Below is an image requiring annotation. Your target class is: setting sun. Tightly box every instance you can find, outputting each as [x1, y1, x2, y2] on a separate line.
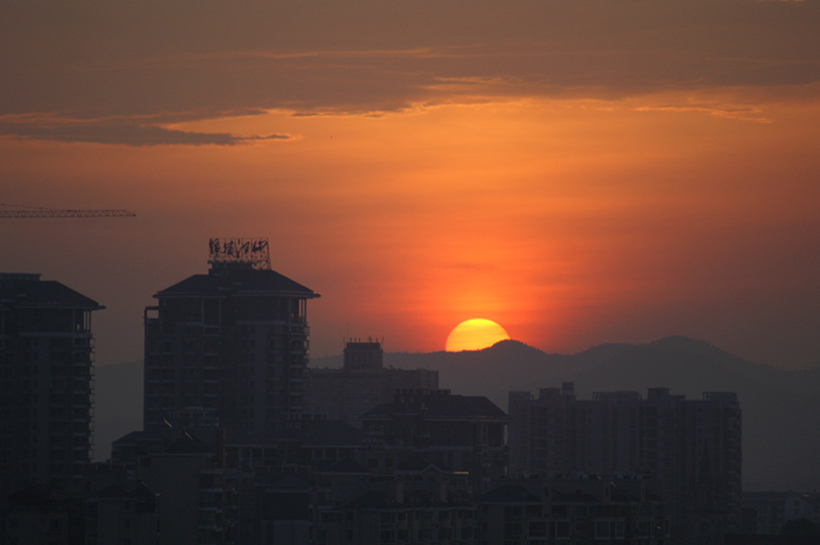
[445, 319, 511, 352]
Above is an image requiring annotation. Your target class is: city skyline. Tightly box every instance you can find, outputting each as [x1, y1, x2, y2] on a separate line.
[2, 1, 819, 369]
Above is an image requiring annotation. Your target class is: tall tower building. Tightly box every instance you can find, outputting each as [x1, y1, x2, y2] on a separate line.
[143, 239, 319, 442]
[0, 273, 103, 495]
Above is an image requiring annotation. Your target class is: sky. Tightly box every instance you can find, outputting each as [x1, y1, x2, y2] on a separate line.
[1, 0, 819, 369]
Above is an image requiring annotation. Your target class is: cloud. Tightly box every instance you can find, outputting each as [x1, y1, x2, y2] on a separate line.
[0, 114, 291, 146]
[1, 1, 819, 131]
[633, 102, 772, 123]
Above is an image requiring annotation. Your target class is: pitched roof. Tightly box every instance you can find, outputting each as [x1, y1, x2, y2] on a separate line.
[94, 484, 156, 501]
[548, 488, 600, 503]
[156, 268, 317, 299]
[315, 457, 370, 474]
[0, 277, 103, 310]
[363, 393, 508, 421]
[479, 485, 541, 504]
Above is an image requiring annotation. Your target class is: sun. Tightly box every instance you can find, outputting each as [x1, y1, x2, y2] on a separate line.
[445, 319, 510, 352]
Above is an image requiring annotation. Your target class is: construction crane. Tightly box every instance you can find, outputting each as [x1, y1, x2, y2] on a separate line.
[0, 203, 136, 218]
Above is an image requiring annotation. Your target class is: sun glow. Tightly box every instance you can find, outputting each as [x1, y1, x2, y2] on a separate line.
[445, 319, 510, 352]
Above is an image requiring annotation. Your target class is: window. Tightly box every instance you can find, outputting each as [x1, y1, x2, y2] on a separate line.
[529, 521, 547, 537]
[594, 520, 624, 540]
[638, 520, 651, 538]
[380, 512, 396, 524]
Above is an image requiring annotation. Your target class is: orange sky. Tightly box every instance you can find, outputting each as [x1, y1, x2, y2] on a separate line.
[1, 1, 819, 368]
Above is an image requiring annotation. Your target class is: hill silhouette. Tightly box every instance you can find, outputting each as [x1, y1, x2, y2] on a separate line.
[99, 336, 820, 490]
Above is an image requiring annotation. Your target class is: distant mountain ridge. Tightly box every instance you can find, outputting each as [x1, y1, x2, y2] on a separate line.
[313, 335, 820, 491]
[99, 336, 820, 490]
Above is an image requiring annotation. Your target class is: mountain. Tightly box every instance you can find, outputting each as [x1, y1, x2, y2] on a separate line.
[98, 337, 820, 490]
[311, 339, 635, 404]
[315, 336, 820, 491]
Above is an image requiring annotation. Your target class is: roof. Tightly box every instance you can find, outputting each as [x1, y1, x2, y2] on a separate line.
[363, 393, 508, 421]
[548, 488, 600, 503]
[0, 276, 103, 310]
[267, 474, 311, 492]
[156, 268, 318, 299]
[314, 457, 370, 474]
[479, 485, 541, 504]
[94, 483, 157, 501]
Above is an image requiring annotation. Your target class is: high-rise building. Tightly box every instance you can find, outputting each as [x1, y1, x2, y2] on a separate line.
[143, 239, 319, 442]
[0, 273, 103, 495]
[508, 383, 742, 543]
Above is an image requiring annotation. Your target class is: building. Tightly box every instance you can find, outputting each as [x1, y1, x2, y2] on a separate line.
[143, 239, 319, 442]
[306, 340, 438, 427]
[740, 491, 820, 536]
[314, 484, 477, 545]
[508, 383, 742, 544]
[85, 483, 158, 545]
[4, 485, 86, 545]
[477, 478, 669, 545]
[361, 389, 509, 492]
[0, 273, 103, 497]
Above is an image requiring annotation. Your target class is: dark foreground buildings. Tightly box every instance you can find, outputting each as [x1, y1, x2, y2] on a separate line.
[0, 273, 103, 497]
[143, 238, 320, 441]
[2, 253, 756, 545]
[508, 383, 742, 544]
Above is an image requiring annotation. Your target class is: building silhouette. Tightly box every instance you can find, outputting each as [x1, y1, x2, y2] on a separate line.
[508, 383, 742, 544]
[0, 273, 103, 497]
[361, 389, 509, 492]
[143, 239, 319, 442]
[476, 478, 669, 544]
[306, 340, 438, 427]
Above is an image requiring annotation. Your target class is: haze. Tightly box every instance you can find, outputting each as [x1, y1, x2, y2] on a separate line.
[1, 1, 819, 368]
